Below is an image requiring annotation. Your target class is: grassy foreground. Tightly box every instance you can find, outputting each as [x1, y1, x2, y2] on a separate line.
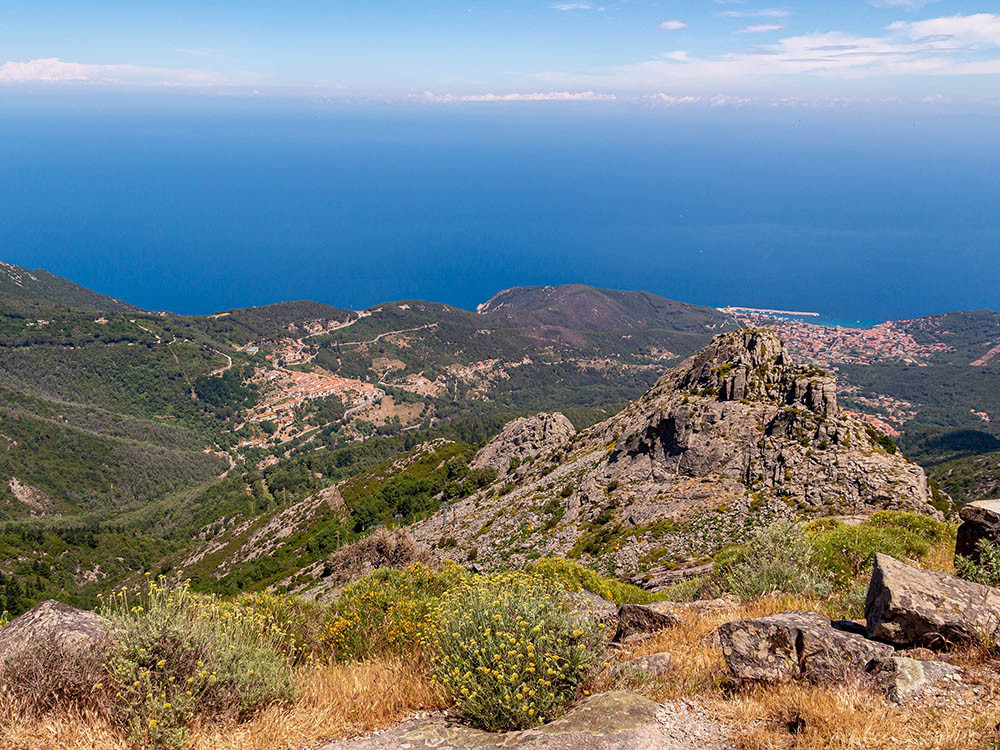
[4, 512, 1000, 749]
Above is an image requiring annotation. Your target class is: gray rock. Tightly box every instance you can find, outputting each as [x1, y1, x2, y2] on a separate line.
[0, 600, 109, 665]
[718, 611, 892, 683]
[624, 652, 673, 679]
[955, 499, 1000, 564]
[319, 691, 704, 749]
[614, 602, 682, 641]
[868, 656, 963, 704]
[865, 553, 1000, 648]
[471, 413, 576, 477]
[564, 590, 617, 630]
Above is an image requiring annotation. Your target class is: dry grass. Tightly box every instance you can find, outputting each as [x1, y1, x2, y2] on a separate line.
[0, 657, 441, 750]
[608, 593, 1000, 750]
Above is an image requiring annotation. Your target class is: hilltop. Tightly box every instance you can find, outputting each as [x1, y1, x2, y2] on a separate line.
[0, 261, 140, 314]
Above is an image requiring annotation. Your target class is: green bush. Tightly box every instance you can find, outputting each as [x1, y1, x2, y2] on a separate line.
[807, 511, 953, 587]
[100, 578, 295, 748]
[526, 557, 662, 605]
[427, 571, 604, 731]
[713, 522, 833, 601]
[956, 538, 1000, 587]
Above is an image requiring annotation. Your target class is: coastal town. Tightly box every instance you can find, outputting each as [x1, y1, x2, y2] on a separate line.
[725, 308, 953, 368]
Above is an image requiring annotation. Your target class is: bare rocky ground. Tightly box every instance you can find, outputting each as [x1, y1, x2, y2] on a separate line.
[319, 692, 731, 750]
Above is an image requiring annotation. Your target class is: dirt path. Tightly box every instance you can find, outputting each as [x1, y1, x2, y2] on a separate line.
[337, 323, 438, 347]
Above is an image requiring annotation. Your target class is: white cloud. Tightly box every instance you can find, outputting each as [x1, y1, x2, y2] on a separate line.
[551, 2, 597, 10]
[735, 24, 784, 33]
[535, 13, 1000, 90]
[423, 90, 615, 103]
[647, 93, 701, 105]
[888, 13, 1000, 47]
[658, 20, 688, 31]
[719, 9, 791, 18]
[0, 57, 247, 86]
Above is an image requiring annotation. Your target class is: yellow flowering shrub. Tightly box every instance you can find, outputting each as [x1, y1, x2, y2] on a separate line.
[426, 571, 604, 732]
[100, 578, 294, 748]
[320, 561, 466, 660]
[0, 610, 8, 629]
[526, 557, 664, 605]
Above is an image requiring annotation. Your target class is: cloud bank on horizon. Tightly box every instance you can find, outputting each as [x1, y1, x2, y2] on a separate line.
[1, 2, 998, 105]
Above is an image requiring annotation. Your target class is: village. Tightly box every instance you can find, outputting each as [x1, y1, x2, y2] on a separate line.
[728, 310, 953, 368]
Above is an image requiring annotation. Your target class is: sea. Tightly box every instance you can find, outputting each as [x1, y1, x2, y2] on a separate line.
[2, 94, 998, 322]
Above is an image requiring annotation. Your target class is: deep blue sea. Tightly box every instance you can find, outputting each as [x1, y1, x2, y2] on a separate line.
[1, 95, 998, 321]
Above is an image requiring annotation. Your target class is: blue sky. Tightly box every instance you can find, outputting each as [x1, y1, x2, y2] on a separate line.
[1, 1, 999, 105]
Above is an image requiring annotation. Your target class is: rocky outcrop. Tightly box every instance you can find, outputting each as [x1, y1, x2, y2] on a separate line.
[868, 655, 963, 704]
[718, 611, 892, 683]
[606, 330, 934, 515]
[865, 553, 1000, 648]
[320, 691, 728, 750]
[955, 499, 1000, 564]
[471, 412, 576, 476]
[0, 600, 109, 664]
[407, 330, 939, 580]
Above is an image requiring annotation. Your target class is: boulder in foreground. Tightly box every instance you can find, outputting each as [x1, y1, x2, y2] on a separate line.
[718, 611, 892, 683]
[865, 554, 1000, 648]
[0, 600, 109, 665]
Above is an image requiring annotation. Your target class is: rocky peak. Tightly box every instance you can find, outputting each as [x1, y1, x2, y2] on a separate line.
[471, 412, 576, 476]
[669, 329, 837, 416]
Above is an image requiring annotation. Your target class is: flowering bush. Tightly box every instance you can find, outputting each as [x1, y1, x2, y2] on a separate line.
[426, 571, 604, 732]
[319, 561, 466, 660]
[100, 577, 295, 748]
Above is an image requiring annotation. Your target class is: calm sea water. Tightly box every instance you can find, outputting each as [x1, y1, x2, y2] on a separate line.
[1, 96, 998, 321]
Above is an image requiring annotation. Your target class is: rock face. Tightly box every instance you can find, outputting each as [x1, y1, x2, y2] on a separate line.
[407, 330, 940, 581]
[471, 412, 576, 476]
[718, 611, 892, 683]
[565, 590, 618, 630]
[321, 691, 726, 750]
[955, 499, 1000, 564]
[865, 553, 1000, 648]
[868, 656, 963, 704]
[607, 330, 933, 514]
[0, 600, 109, 664]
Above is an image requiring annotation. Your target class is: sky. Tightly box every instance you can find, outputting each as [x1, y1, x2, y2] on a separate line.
[1, 1, 999, 105]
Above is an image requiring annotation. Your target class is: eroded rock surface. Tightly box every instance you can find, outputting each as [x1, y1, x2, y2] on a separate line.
[320, 691, 728, 750]
[614, 602, 683, 641]
[718, 611, 892, 683]
[0, 600, 109, 664]
[868, 655, 964, 704]
[865, 553, 1000, 648]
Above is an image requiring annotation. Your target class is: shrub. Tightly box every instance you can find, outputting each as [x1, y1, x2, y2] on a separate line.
[426, 571, 604, 731]
[100, 578, 295, 748]
[525, 557, 662, 605]
[807, 511, 953, 587]
[713, 522, 833, 601]
[956, 538, 1000, 587]
[320, 561, 466, 660]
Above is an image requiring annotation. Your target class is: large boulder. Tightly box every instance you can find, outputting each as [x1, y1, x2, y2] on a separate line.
[865, 554, 1000, 648]
[614, 602, 682, 641]
[0, 600, 110, 665]
[718, 611, 892, 683]
[471, 413, 575, 476]
[955, 499, 1000, 564]
[564, 590, 618, 630]
[320, 691, 727, 750]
